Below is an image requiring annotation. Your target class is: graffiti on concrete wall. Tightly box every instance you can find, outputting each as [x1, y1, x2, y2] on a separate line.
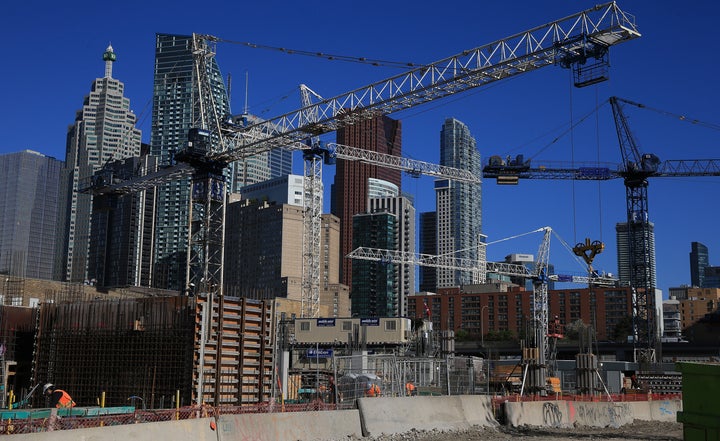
[574, 402, 632, 427]
[542, 402, 563, 427]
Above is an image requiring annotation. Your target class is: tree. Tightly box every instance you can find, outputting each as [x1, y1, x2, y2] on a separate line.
[563, 319, 589, 341]
[611, 315, 633, 343]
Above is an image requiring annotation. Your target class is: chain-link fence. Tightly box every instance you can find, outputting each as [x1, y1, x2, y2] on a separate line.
[325, 354, 488, 407]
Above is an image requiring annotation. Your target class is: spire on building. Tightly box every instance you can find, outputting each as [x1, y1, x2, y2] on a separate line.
[103, 44, 116, 78]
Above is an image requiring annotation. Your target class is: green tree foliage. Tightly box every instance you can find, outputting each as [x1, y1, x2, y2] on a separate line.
[485, 329, 516, 342]
[611, 315, 634, 343]
[563, 319, 589, 340]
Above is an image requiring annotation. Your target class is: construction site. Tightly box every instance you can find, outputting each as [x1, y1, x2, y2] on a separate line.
[0, 2, 718, 439]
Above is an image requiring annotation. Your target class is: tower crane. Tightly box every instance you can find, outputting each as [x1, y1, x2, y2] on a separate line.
[88, 3, 640, 322]
[482, 96, 720, 363]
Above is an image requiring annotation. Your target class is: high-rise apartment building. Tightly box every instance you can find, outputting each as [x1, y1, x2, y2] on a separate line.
[368, 196, 416, 316]
[56, 45, 142, 282]
[615, 221, 657, 289]
[690, 241, 709, 288]
[418, 211, 437, 292]
[0, 151, 62, 279]
[351, 211, 397, 317]
[331, 115, 402, 290]
[150, 34, 230, 290]
[436, 118, 482, 288]
[87, 154, 158, 288]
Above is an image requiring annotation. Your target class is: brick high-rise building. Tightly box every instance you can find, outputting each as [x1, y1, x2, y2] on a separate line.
[331, 116, 402, 290]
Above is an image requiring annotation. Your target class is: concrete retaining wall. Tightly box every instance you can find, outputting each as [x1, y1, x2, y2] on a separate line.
[8, 416, 218, 441]
[3, 397, 681, 440]
[504, 399, 682, 428]
[217, 409, 362, 441]
[357, 395, 497, 437]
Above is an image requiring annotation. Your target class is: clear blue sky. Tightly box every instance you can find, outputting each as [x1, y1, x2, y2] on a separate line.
[2, 1, 718, 296]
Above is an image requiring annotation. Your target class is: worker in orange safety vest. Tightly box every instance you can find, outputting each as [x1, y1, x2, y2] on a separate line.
[405, 381, 417, 396]
[43, 383, 76, 408]
[366, 383, 381, 397]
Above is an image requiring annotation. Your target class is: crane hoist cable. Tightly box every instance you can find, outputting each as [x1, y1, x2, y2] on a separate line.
[214, 37, 421, 69]
[617, 98, 720, 132]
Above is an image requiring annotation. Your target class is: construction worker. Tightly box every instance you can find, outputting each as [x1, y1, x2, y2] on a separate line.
[366, 382, 381, 397]
[43, 383, 75, 408]
[405, 381, 417, 396]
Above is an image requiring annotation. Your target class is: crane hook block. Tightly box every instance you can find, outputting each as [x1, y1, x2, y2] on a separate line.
[573, 238, 605, 266]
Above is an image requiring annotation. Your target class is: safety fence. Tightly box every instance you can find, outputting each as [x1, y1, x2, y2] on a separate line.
[317, 354, 487, 407]
[0, 402, 336, 435]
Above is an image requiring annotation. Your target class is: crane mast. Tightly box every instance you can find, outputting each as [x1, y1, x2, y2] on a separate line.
[299, 84, 325, 318]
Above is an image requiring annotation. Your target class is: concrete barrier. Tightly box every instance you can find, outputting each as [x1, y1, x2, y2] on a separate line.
[503, 400, 573, 428]
[357, 395, 497, 437]
[504, 399, 683, 429]
[216, 409, 362, 441]
[649, 399, 683, 422]
[8, 416, 218, 441]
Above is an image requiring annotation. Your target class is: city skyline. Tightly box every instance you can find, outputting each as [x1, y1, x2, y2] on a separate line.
[2, 1, 719, 295]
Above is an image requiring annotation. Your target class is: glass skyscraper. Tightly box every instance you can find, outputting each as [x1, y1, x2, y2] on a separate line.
[435, 118, 482, 288]
[690, 241, 709, 288]
[351, 211, 397, 317]
[0, 151, 62, 280]
[55, 45, 142, 282]
[150, 34, 230, 290]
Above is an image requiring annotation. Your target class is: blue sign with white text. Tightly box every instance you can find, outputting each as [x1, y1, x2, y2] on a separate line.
[307, 348, 333, 358]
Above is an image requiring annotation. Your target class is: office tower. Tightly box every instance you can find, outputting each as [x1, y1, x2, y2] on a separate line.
[224, 198, 344, 303]
[351, 211, 397, 317]
[0, 151, 62, 279]
[369, 195, 416, 316]
[331, 115, 402, 290]
[150, 34, 230, 290]
[224, 200, 304, 300]
[56, 45, 142, 282]
[418, 211, 437, 292]
[615, 221, 657, 289]
[87, 154, 158, 288]
[436, 118, 482, 288]
[690, 241, 709, 288]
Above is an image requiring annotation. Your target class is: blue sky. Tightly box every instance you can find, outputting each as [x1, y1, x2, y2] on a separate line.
[2, 1, 719, 296]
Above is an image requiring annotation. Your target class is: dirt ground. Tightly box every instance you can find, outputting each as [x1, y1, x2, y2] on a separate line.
[360, 420, 683, 441]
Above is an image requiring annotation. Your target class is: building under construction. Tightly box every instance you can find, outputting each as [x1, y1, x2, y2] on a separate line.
[0, 282, 276, 409]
